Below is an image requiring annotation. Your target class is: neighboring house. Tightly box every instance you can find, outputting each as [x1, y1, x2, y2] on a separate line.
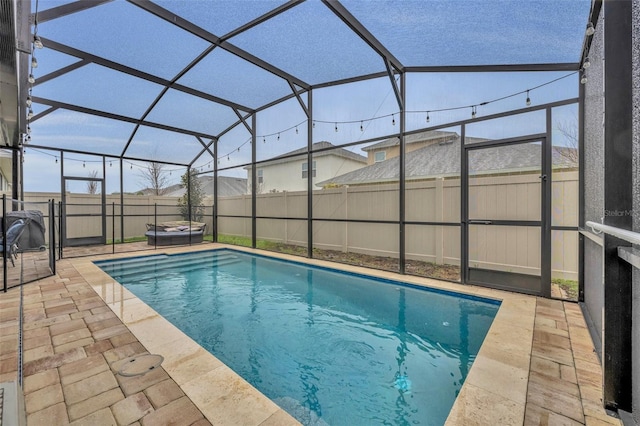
[362, 130, 463, 165]
[246, 141, 367, 193]
[319, 133, 576, 187]
[164, 175, 247, 198]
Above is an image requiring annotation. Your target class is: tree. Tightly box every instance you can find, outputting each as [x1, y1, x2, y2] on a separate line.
[138, 162, 169, 195]
[177, 168, 205, 222]
[554, 118, 579, 166]
[86, 170, 99, 194]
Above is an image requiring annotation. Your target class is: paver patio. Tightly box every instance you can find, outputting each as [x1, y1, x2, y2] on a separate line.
[0, 245, 623, 425]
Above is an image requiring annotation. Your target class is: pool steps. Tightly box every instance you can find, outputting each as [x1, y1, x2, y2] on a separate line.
[99, 252, 241, 281]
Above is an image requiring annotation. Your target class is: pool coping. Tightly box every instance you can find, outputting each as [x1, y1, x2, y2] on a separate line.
[73, 243, 537, 425]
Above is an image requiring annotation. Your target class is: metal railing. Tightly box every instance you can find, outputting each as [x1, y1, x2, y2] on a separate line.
[586, 221, 640, 245]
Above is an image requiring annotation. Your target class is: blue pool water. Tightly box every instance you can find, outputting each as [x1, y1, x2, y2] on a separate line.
[96, 249, 500, 426]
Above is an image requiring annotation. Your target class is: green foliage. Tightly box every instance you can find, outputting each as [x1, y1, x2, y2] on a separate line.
[552, 278, 579, 299]
[177, 169, 205, 221]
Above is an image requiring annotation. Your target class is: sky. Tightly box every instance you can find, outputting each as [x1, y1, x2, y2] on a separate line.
[21, 0, 589, 194]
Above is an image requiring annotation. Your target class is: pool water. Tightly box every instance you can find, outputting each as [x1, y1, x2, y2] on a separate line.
[97, 249, 500, 426]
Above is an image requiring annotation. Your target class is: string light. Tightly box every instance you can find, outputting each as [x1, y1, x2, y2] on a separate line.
[130, 164, 133, 169]
[109, 161, 112, 167]
[28, 73, 35, 84]
[83, 161, 86, 168]
[27, 72, 577, 169]
[33, 35, 43, 49]
[55, 157, 58, 164]
[31, 56, 38, 68]
[27, 108, 33, 119]
[26, 95, 32, 107]
[585, 22, 595, 36]
[392, 114, 395, 126]
[580, 72, 587, 84]
[583, 57, 591, 69]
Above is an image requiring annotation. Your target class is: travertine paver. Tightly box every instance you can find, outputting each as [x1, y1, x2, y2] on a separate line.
[8, 261, 212, 426]
[111, 392, 154, 425]
[524, 298, 622, 426]
[0, 248, 626, 426]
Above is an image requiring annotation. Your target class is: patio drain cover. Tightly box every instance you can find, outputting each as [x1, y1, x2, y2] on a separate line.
[117, 354, 164, 377]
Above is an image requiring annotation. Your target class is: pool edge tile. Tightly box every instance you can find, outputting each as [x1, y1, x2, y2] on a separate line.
[78, 245, 538, 426]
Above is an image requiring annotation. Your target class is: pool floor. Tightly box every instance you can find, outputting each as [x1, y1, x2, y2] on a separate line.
[1, 244, 622, 426]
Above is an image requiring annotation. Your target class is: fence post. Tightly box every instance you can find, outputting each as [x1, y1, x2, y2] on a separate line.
[49, 199, 56, 275]
[436, 178, 444, 264]
[343, 186, 348, 253]
[58, 201, 64, 259]
[154, 203, 157, 250]
[112, 202, 115, 254]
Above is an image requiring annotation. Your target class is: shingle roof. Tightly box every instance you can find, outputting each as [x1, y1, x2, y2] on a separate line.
[165, 175, 247, 197]
[319, 137, 576, 186]
[361, 130, 459, 151]
[250, 141, 367, 169]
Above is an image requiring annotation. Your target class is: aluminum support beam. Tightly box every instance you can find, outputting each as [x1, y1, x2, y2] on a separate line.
[32, 96, 218, 140]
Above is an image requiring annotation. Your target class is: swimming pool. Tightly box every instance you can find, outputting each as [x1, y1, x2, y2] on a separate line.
[97, 249, 500, 426]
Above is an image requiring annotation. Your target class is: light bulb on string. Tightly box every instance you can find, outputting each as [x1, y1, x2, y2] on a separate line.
[585, 22, 595, 36]
[26, 125, 31, 135]
[580, 71, 587, 84]
[426, 112, 430, 123]
[263, 136, 266, 143]
[109, 161, 112, 167]
[360, 121, 363, 132]
[526, 90, 531, 106]
[26, 95, 32, 107]
[55, 157, 58, 164]
[471, 106, 477, 119]
[28, 73, 35, 84]
[392, 114, 395, 126]
[312, 121, 315, 129]
[277, 133, 280, 141]
[83, 161, 86, 168]
[33, 35, 43, 49]
[31, 56, 38, 68]
[227, 155, 230, 161]
[130, 163, 133, 169]
[334, 122, 338, 132]
[583, 57, 591, 69]
[27, 108, 33, 119]
[295, 126, 298, 135]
